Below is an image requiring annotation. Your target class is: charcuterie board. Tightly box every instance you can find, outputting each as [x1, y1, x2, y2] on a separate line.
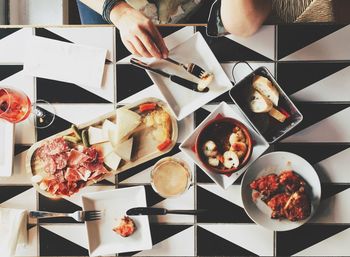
[26, 98, 178, 198]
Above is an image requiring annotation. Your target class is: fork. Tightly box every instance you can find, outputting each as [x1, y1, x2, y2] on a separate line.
[165, 57, 209, 79]
[29, 210, 102, 222]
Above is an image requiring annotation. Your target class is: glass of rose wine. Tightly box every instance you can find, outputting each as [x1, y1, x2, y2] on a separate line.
[0, 87, 55, 128]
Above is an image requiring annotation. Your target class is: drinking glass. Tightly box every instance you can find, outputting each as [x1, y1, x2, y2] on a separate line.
[0, 87, 55, 128]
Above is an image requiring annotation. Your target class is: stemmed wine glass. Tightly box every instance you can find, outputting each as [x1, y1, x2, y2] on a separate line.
[0, 87, 56, 128]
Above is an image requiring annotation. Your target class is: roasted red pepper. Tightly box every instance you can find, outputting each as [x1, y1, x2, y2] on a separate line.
[139, 103, 157, 112]
[157, 138, 172, 151]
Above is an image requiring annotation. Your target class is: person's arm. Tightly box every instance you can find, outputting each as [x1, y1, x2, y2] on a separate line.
[79, 0, 168, 58]
[220, 0, 272, 37]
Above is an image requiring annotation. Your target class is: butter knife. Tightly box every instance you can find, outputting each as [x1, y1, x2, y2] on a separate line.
[126, 207, 206, 216]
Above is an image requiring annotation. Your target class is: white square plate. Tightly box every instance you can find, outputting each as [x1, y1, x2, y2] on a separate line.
[82, 186, 152, 256]
[180, 102, 270, 189]
[0, 120, 14, 177]
[146, 32, 232, 120]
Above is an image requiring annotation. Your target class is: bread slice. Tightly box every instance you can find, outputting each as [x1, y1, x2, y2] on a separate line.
[253, 75, 279, 106]
[249, 90, 273, 113]
[268, 107, 287, 123]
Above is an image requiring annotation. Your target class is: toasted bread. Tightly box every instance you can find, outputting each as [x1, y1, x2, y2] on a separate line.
[249, 90, 273, 113]
[268, 107, 287, 123]
[253, 75, 279, 106]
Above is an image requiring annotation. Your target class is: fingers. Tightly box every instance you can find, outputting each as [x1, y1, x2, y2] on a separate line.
[137, 27, 163, 59]
[124, 40, 141, 57]
[130, 37, 152, 58]
[148, 24, 169, 58]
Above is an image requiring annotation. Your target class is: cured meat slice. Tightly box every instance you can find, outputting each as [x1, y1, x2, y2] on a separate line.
[83, 147, 101, 163]
[65, 167, 83, 182]
[44, 137, 69, 156]
[67, 149, 90, 167]
[77, 166, 92, 181]
[44, 157, 57, 174]
[89, 165, 109, 181]
[54, 153, 68, 170]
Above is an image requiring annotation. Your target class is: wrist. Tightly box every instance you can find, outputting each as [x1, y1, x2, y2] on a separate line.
[110, 1, 132, 26]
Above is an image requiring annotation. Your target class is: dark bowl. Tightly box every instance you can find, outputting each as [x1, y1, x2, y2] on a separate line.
[195, 117, 253, 174]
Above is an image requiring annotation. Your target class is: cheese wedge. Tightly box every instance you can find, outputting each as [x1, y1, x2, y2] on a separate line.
[102, 119, 117, 140]
[110, 109, 141, 145]
[95, 142, 114, 157]
[104, 152, 122, 170]
[88, 126, 107, 145]
[114, 137, 133, 161]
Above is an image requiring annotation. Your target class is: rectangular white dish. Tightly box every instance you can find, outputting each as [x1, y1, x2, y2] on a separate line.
[146, 32, 232, 120]
[180, 102, 269, 189]
[82, 186, 152, 256]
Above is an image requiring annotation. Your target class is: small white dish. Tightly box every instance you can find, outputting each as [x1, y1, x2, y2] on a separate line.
[241, 151, 321, 231]
[82, 186, 152, 256]
[0, 120, 14, 177]
[146, 32, 232, 120]
[180, 102, 269, 189]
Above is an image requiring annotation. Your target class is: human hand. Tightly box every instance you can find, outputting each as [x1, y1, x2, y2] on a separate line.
[111, 2, 168, 58]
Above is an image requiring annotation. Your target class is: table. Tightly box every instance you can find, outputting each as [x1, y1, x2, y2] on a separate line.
[0, 24, 350, 256]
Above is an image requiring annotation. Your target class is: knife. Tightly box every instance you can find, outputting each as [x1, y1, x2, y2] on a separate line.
[126, 207, 206, 216]
[130, 58, 209, 93]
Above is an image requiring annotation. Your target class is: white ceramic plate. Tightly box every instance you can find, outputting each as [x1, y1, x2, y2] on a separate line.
[147, 32, 232, 120]
[0, 120, 14, 177]
[82, 186, 152, 256]
[241, 151, 321, 231]
[180, 102, 269, 189]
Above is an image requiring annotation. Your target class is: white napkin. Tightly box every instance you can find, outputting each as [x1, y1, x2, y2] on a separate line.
[24, 36, 107, 89]
[0, 208, 27, 257]
[0, 120, 14, 177]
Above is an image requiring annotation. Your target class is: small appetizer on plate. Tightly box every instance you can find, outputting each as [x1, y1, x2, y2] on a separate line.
[195, 117, 253, 174]
[113, 216, 136, 237]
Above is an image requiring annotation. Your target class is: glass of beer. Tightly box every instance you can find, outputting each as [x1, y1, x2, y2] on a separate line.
[151, 157, 192, 198]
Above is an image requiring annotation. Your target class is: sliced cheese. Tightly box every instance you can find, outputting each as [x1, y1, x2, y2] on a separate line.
[104, 152, 122, 170]
[102, 119, 116, 140]
[88, 126, 108, 145]
[110, 108, 141, 146]
[95, 142, 114, 157]
[114, 137, 133, 161]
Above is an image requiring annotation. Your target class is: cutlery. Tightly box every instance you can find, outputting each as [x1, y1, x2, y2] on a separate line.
[165, 57, 208, 79]
[126, 207, 206, 216]
[130, 58, 209, 93]
[29, 210, 102, 222]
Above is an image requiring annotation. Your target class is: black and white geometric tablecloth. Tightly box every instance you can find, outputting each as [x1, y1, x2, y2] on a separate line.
[0, 24, 350, 256]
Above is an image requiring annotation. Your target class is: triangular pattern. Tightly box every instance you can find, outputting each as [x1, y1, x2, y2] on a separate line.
[0, 28, 33, 63]
[46, 27, 115, 61]
[198, 184, 243, 208]
[294, 228, 350, 256]
[311, 188, 350, 224]
[199, 224, 273, 256]
[135, 226, 194, 256]
[197, 226, 256, 256]
[0, 186, 32, 205]
[282, 107, 350, 143]
[0, 149, 33, 185]
[0, 187, 36, 211]
[278, 25, 344, 60]
[282, 26, 350, 61]
[197, 185, 252, 223]
[314, 147, 350, 183]
[39, 225, 88, 256]
[277, 62, 350, 95]
[276, 225, 350, 256]
[225, 25, 275, 60]
[291, 65, 350, 102]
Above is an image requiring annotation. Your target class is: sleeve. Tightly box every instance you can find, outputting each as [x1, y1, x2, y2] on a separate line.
[206, 0, 228, 38]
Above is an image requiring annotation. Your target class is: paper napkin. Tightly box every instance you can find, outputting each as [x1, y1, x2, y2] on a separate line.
[0, 208, 27, 257]
[0, 120, 14, 177]
[24, 36, 107, 89]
